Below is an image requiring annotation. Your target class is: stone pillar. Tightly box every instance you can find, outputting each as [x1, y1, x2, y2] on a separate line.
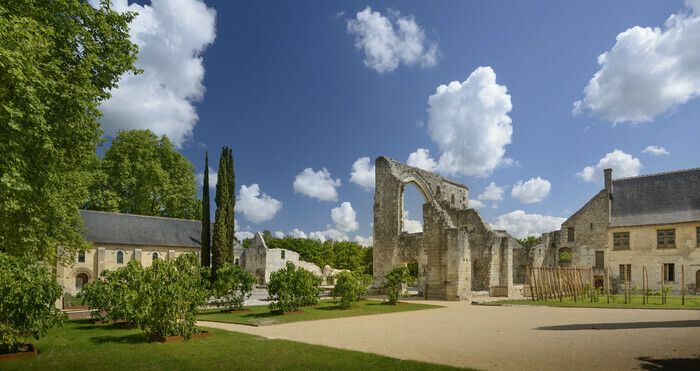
[96, 247, 106, 276]
[168, 250, 176, 260]
[133, 248, 142, 263]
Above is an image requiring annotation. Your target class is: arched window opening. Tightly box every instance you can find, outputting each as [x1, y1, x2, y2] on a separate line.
[78, 250, 85, 263]
[75, 273, 89, 291]
[234, 258, 239, 266]
[281, 250, 286, 259]
[117, 251, 124, 264]
[152, 252, 159, 261]
[401, 182, 425, 233]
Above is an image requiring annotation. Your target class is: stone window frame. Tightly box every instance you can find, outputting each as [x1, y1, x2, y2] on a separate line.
[594, 251, 604, 269]
[619, 264, 631, 282]
[612, 232, 630, 250]
[152, 252, 159, 261]
[77, 250, 86, 263]
[656, 229, 676, 249]
[116, 250, 124, 264]
[663, 263, 675, 282]
[567, 227, 575, 243]
[281, 250, 285, 260]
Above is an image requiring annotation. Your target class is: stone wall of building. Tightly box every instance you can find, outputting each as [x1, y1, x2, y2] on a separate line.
[559, 190, 610, 272]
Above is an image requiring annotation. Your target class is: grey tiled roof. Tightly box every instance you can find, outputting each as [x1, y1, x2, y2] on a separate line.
[610, 168, 700, 227]
[80, 210, 203, 248]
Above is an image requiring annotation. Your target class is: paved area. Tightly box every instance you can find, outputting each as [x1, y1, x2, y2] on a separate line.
[199, 300, 700, 370]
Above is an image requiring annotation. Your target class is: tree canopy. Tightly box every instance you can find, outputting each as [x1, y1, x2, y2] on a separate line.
[86, 130, 200, 220]
[261, 237, 372, 275]
[0, 0, 139, 264]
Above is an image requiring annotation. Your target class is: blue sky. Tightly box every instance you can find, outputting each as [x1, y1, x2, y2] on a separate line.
[97, 0, 700, 242]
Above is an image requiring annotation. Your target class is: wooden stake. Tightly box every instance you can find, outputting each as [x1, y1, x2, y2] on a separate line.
[682, 264, 685, 306]
[590, 267, 594, 303]
[528, 266, 535, 301]
[661, 264, 666, 305]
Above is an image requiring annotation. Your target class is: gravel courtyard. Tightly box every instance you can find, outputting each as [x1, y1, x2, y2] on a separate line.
[199, 300, 700, 370]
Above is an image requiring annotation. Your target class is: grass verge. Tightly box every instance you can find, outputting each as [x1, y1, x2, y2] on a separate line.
[197, 299, 442, 326]
[484, 295, 699, 310]
[0, 319, 464, 371]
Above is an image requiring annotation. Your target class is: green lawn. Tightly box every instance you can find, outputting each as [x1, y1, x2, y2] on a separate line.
[486, 295, 700, 310]
[0, 320, 464, 371]
[197, 299, 442, 326]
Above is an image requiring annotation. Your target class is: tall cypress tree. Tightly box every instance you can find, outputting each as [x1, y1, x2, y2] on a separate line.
[211, 147, 229, 276]
[201, 151, 211, 268]
[226, 148, 236, 253]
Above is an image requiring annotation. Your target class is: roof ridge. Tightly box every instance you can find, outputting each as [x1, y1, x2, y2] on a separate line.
[80, 209, 200, 223]
[612, 167, 700, 182]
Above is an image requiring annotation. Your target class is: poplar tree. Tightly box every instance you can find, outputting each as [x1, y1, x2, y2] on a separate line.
[211, 148, 229, 276]
[201, 151, 211, 268]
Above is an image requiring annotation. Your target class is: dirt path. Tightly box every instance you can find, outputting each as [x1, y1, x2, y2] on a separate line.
[198, 300, 700, 370]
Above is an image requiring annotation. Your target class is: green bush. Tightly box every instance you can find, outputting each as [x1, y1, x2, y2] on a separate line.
[331, 272, 372, 309]
[268, 262, 321, 313]
[78, 273, 112, 322]
[0, 253, 65, 354]
[79, 260, 145, 324]
[383, 266, 412, 305]
[212, 262, 255, 311]
[558, 251, 572, 263]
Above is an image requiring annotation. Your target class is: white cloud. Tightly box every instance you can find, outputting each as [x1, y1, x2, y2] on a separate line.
[402, 209, 423, 233]
[427, 67, 514, 177]
[288, 228, 307, 239]
[235, 184, 282, 223]
[478, 182, 505, 202]
[309, 228, 349, 242]
[91, 0, 216, 147]
[274, 231, 285, 238]
[491, 210, 566, 238]
[406, 148, 438, 171]
[577, 150, 642, 183]
[575, 1, 700, 123]
[196, 170, 217, 190]
[511, 177, 551, 204]
[468, 199, 485, 209]
[350, 157, 375, 190]
[354, 235, 373, 247]
[331, 202, 359, 232]
[347, 7, 438, 73]
[642, 145, 670, 156]
[293, 168, 341, 201]
[234, 230, 254, 240]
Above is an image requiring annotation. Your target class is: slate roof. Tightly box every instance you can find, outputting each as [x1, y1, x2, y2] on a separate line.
[610, 168, 700, 227]
[79, 210, 202, 248]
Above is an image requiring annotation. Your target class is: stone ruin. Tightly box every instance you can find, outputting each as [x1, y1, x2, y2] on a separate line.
[372, 156, 523, 300]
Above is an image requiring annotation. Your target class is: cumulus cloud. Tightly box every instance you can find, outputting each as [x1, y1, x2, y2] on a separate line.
[235, 230, 254, 240]
[406, 148, 438, 171]
[427, 67, 514, 177]
[642, 145, 670, 156]
[331, 202, 359, 232]
[478, 182, 505, 202]
[402, 209, 423, 233]
[288, 228, 307, 239]
[196, 170, 217, 190]
[574, 0, 700, 123]
[274, 231, 285, 238]
[235, 184, 282, 223]
[350, 157, 375, 190]
[309, 228, 349, 242]
[347, 7, 438, 73]
[354, 235, 373, 247]
[468, 199, 485, 209]
[511, 177, 551, 204]
[577, 150, 642, 183]
[491, 210, 566, 238]
[293, 168, 341, 201]
[90, 0, 216, 147]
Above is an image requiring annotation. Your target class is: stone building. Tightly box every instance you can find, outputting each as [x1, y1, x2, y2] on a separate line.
[543, 167, 700, 293]
[239, 232, 343, 285]
[57, 210, 244, 297]
[373, 156, 521, 300]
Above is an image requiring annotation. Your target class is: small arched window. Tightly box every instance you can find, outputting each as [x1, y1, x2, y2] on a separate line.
[117, 251, 124, 264]
[152, 252, 159, 261]
[78, 250, 85, 263]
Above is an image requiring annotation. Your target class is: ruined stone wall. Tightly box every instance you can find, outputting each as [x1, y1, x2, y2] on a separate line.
[560, 190, 609, 272]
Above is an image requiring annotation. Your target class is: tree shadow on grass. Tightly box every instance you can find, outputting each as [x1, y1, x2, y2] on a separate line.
[638, 356, 700, 370]
[537, 320, 700, 331]
[90, 333, 148, 345]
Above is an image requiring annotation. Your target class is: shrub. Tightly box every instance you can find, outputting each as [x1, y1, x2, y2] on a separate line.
[268, 262, 321, 312]
[79, 273, 112, 322]
[212, 262, 255, 311]
[331, 272, 372, 309]
[383, 266, 412, 305]
[558, 251, 572, 263]
[79, 261, 145, 324]
[0, 254, 65, 354]
[136, 253, 208, 340]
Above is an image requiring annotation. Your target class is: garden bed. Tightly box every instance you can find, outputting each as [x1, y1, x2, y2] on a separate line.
[0, 344, 37, 362]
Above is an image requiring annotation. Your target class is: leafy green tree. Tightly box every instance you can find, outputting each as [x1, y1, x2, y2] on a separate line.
[87, 130, 200, 219]
[79, 260, 145, 324]
[333, 241, 364, 272]
[331, 271, 372, 309]
[516, 235, 543, 248]
[201, 151, 211, 268]
[383, 266, 412, 305]
[0, 0, 139, 265]
[212, 263, 255, 311]
[268, 262, 321, 313]
[0, 253, 65, 353]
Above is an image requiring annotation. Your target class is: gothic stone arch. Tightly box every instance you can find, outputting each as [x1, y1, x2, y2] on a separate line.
[372, 156, 518, 300]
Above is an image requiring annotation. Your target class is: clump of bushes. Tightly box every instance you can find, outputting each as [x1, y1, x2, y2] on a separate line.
[0, 253, 65, 354]
[212, 262, 255, 311]
[80, 260, 145, 323]
[383, 266, 412, 305]
[268, 262, 321, 313]
[331, 271, 372, 309]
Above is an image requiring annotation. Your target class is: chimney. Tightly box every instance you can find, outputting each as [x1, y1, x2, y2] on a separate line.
[604, 168, 612, 193]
